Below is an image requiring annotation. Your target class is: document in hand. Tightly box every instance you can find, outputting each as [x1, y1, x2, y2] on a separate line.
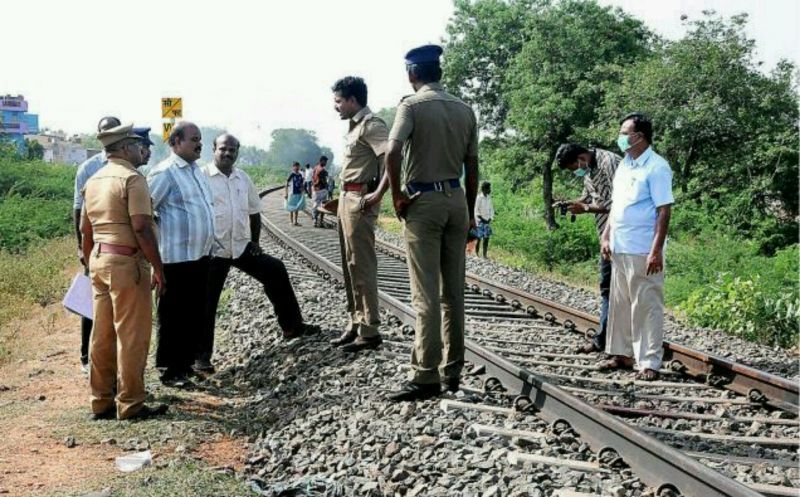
[63, 273, 93, 319]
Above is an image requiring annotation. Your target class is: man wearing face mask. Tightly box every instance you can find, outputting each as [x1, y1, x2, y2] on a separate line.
[555, 143, 621, 354]
[599, 112, 673, 382]
[147, 121, 215, 386]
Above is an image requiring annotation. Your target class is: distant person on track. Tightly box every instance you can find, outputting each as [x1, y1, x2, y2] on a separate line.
[80, 123, 167, 420]
[304, 164, 313, 198]
[72, 116, 120, 374]
[311, 156, 330, 227]
[599, 113, 673, 382]
[385, 44, 480, 401]
[285, 161, 306, 226]
[329, 75, 390, 352]
[474, 181, 494, 258]
[147, 122, 215, 386]
[202, 135, 306, 371]
[555, 142, 621, 355]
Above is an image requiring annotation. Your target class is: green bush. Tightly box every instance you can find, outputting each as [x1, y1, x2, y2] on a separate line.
[0, 157, 75, 252]
[678, 264, 799, 348]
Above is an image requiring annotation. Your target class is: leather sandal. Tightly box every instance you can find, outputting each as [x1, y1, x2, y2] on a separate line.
[597, 355, 634, 370]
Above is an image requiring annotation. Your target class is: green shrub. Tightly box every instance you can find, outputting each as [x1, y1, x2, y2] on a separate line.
[0, 157, 75, 252]
[678, 271, 799, 348]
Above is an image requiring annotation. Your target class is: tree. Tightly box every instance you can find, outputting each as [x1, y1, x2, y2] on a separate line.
[445, 0, 653, 228]
[443, 0, 545, 135]
[375, 107, 397, 131]
[592, 12, 799, 252]
[264, 128, 333, 169]
[25, 139, 44, 160]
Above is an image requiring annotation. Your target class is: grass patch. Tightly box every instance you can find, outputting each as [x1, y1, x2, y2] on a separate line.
[0, 236, 76, 334]
[103, 462, 256, 497]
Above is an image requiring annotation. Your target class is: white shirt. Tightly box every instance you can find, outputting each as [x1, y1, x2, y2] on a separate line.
[475, 193, 495, 221]
[304, 168, 313, 181]
[203, 163, 262, 259]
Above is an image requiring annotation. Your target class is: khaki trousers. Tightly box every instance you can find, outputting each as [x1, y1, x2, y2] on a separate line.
[403, 187, 468, 384]
[606, 253, 665, 372]
[89, 250, 152, 419]
[337, 191, 380, 338]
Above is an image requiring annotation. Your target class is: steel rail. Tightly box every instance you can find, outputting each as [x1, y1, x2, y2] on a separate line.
[258, 187, 765, 497]
[374, 237, 799, 414]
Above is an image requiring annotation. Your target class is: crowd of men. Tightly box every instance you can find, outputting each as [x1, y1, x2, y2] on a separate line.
[74, 43, 673, 421]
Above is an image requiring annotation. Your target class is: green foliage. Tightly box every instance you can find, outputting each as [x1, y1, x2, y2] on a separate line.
[375, 107, 397, 131]
[24, 139, 44, 160]
[0, 157, 75, 252]
[265, 128, 334, 169]
[0, 236, 74, 326]
[588, 12, 799, 252]
[678, 247, 800, 348]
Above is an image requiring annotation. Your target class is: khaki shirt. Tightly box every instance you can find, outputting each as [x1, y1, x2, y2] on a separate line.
[81, 158, 152, 248]
[340, 106, 388, 184]
[388, 83, 478, 184]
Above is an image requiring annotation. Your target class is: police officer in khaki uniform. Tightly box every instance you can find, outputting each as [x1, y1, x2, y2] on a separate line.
[329, 76, 390, 352]
[80, 123, 168, 420]
[385, 45, 480, 401]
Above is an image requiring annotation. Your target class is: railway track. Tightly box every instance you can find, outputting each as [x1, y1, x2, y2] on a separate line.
[258, 187, 798, 497]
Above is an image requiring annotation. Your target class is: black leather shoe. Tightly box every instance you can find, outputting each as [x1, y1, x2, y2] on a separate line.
[330, 329, 357, 346]
[341, 335, 383, 352]
[443, 377, 460, 393]
[89, 408, 115, 421]
[192, 359, 215, 374]
[387, 382, 441, 402]
[124, 403, 168, 421]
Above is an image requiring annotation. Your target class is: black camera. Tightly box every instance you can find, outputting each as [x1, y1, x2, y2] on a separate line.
[552, 201, 576, 223]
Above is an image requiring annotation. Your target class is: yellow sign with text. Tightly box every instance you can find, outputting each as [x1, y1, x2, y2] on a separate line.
[162, 122, 174, 142]
[161, 97, 182, 118]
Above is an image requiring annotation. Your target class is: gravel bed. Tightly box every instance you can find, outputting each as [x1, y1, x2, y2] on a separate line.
[208, 232, 652, 497]
[377, 227, 799, 380]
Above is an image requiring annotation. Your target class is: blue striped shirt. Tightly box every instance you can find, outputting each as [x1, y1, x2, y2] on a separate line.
[147, 153, 215, 264]
[73, 152, 106, 210]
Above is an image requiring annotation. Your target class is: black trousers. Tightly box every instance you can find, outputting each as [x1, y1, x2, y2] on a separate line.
[200, 244, 303, 363]
[593, 256, 613, 350]
[156, 257, 210, 375]
[80, 267, 92, 365]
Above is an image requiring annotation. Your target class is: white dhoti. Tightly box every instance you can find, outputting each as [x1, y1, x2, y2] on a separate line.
[605, 253, 665, 372]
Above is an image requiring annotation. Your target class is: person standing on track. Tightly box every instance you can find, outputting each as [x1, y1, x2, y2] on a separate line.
[202, 134, 306, 370]
[80, 123, 167, 420]
[311, 156, 330, 227]
[285, 161, 306, 226]
[474, 181, 494, 259]
[73, 116, 120, 374]
[599, 113, 674, 382]
[555, 142, 621, 354]
[147, 122, 215, 386]
[385, 44, 480, 402]
[328, 76, 390, 352]
[304, 164, 313, 198]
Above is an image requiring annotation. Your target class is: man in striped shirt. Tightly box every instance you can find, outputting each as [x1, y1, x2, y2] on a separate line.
[147, 122, 215, 385]
[555, 143, 621, 354]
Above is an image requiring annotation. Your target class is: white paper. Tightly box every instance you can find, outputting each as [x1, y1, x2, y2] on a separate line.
[62, 273, 93, 319]
[115, 450, 152, 472]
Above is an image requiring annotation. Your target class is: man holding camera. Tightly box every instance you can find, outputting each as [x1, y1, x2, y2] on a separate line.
[555, 143, 621, 353]
[329, 76, 390, 352]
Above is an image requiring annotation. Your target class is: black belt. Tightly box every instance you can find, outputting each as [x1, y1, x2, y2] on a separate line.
[406, 179, 461, 195]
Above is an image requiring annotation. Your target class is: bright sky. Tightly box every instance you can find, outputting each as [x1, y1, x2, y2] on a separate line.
[2, 0, 796, 162]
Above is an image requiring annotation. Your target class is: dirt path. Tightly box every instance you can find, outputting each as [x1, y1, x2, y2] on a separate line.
[0, 302, 253, 496]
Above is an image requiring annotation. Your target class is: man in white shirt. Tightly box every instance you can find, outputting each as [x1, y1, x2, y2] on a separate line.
[474, 181, 495, 258]
[304, 164, 313, 198]
[200, 134, 306, 372]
